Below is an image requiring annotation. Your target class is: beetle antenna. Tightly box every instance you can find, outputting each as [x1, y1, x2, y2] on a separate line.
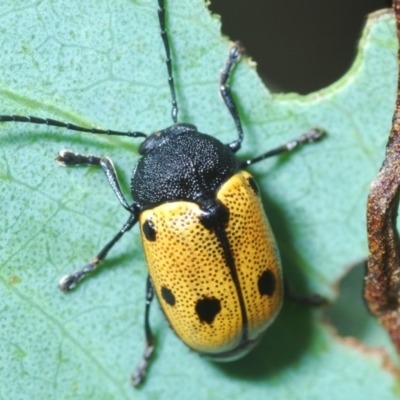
[0, 115, 147, 138]
[158, 0, 178, 124]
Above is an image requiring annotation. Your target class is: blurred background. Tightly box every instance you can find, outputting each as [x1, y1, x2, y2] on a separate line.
[209, 0, 391, 94]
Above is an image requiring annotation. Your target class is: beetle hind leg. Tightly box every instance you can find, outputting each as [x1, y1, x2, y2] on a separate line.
[284, 280, 327, 307]
[131, 274, 155, 387]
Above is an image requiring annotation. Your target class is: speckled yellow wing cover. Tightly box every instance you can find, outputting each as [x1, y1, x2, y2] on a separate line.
[139, 171, 283, 354]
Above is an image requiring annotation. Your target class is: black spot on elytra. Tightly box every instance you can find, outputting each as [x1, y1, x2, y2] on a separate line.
[161, 286, 175, 306]
[258, 269, 276, 296]
[195, 297, 221, 324]
[247, 176, 260, 197]
[142, 219, 156, 241]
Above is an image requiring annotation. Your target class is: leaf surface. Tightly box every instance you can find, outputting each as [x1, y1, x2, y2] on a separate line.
[0, 1, 399, 399]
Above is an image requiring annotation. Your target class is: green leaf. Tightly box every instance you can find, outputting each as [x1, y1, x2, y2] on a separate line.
[0, 1, 399, 399]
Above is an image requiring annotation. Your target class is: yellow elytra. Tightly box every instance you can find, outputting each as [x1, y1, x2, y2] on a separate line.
[140, 171, 282, 357]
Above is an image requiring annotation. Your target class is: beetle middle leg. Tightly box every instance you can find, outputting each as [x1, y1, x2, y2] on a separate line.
[59, 212, 138, 291]
[239, 128, 326, 169]
[56, 150, 140, 291]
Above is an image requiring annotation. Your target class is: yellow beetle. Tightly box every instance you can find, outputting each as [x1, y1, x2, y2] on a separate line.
[140, 170, 282, 358]
[0, 0, 324, 388]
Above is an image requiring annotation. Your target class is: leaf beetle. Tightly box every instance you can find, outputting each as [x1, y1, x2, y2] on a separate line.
[0, 0, 325, 387]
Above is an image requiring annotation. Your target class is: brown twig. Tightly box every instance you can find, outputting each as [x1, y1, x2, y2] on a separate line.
[365, 1, 400, 351]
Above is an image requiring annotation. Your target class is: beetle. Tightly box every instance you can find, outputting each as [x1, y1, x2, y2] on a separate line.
[0, 0, 325, 387]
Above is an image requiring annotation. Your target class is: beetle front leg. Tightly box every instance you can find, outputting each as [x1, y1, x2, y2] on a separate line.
[220, 43, 244, 153]
[57, 150, 131, 211]
[59, 213, 138, 291]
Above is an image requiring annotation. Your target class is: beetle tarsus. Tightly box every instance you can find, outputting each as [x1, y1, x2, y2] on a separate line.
[229, 42, 243, 63]
[58, 259, 98, 292]
[239, 127, 327, 168]
[131, 343, 154, 387]
[58, 271, 83, 292]
[298, 127, 326, 144]
[56, 150, 93, 166]
[285, 128, 326, 151]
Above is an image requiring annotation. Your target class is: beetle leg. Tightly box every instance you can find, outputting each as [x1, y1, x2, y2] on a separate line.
[239, 127, 326, 169]
[284, 280, 327, 306]
[220, 43, 244, 153]
[131, 274, 155, 387]
[286, 291, 327, 307]
[59, 212, 138, 292]
[57, 150, 131, 211]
